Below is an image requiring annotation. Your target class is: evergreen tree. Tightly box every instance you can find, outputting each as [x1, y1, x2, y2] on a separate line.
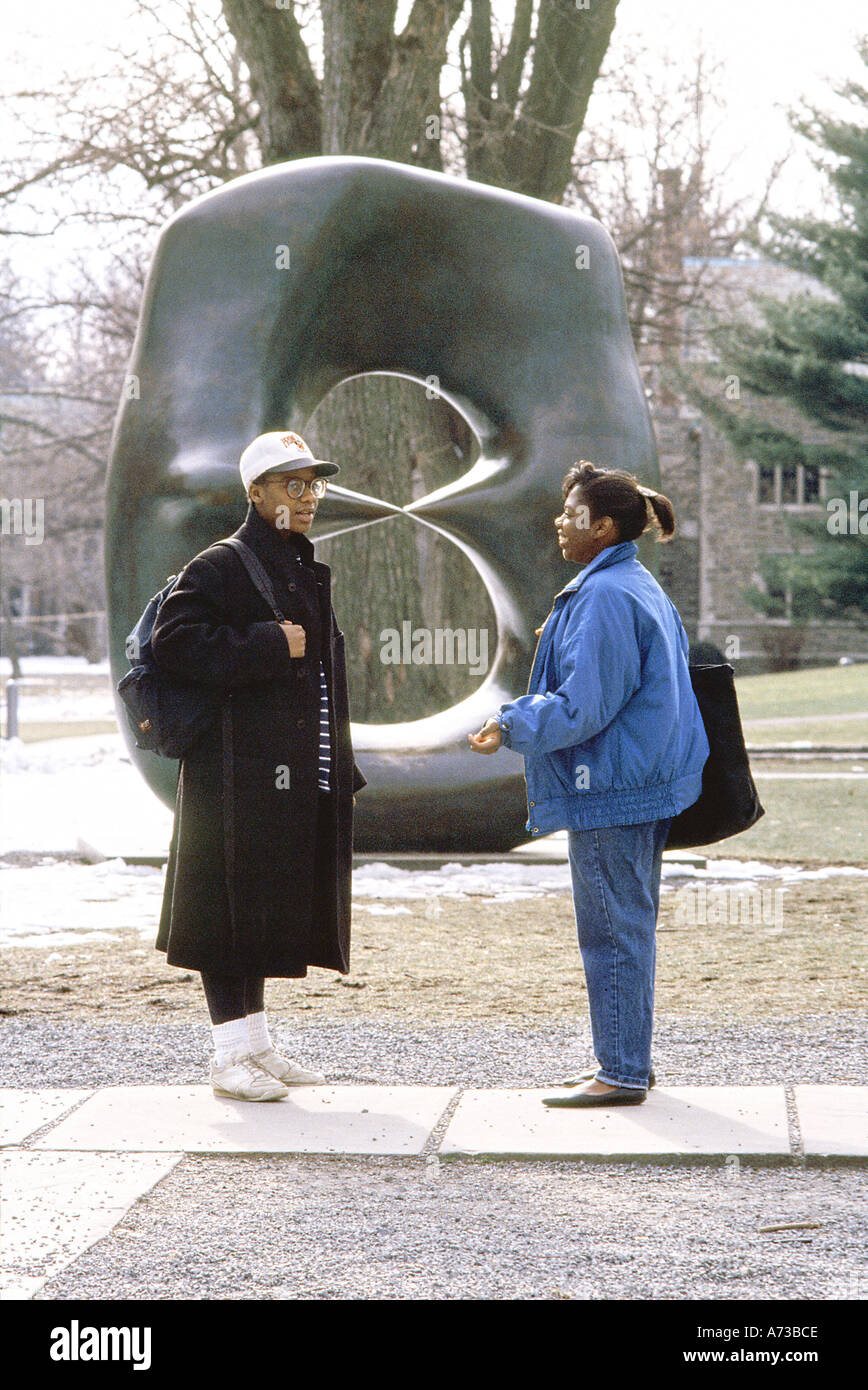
[691, 39, 868, 619]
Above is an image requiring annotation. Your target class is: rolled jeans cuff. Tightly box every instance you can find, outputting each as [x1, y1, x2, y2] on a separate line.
[594, 1071, 648, 1090]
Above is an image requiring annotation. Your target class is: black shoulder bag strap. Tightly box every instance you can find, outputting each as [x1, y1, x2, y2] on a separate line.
[215, 537, 288, 622]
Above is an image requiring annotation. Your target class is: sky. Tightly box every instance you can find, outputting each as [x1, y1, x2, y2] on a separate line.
[2, 0, 865, 286]
[615, 0, 864, 210]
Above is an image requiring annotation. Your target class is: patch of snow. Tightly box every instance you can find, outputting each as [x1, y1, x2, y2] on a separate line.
[1, 729, 866, 948]
[0, 656, 109, 675]
[356, 904, 413, 916]
[0, 859, 165, 947]
[2, 691, 117, 722]
[0, 735, 171, 855]
[664, 857, 868, 884]
[12, 932, 126, 949]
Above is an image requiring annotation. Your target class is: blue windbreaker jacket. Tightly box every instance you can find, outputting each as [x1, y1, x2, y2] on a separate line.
[497, 541, 709, 835]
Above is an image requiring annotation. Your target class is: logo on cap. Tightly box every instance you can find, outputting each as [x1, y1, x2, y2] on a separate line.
[280, 432, 307, 451]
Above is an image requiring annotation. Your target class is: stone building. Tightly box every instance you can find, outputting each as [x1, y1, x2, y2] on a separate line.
[648, 255, 868, 671]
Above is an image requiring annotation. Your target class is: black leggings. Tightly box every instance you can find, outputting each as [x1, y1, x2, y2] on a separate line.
[200, 972, 265, 1025]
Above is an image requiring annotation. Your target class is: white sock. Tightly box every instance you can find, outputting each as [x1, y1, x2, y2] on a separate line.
[211, 1017, 249, 1067]
[246, 1011, 273, 1055]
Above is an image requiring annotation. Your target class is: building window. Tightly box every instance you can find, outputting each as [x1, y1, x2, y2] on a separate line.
[758, 568, 824, 622]
[802, 465, 821, 503]
[758, 465, 777, 504]
[754, 462, 827, 508]
[764, 579, 787, 619]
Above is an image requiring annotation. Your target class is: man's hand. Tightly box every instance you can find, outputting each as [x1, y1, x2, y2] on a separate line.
[279, 622, 306, 657]
[468, 718, 502, 754]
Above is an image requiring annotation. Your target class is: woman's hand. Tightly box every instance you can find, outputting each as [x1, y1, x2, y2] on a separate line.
[467, 718, 502, 754]
[279, 621, 306, 657]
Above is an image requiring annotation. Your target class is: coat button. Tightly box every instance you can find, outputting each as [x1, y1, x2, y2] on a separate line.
[529, 801, 535, 807]
[289, 582, 296, 591]
[532, 827, 539, 834]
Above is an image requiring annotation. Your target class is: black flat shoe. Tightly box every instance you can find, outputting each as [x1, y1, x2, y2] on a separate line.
[562, 1066, 656, 1089]
[542, 1086, 647, 1108]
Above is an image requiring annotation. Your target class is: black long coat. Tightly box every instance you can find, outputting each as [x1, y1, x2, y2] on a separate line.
[151, 503, 366, 977]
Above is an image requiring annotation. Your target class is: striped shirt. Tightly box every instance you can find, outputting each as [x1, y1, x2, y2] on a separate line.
[289, 549, 330, 791]
[318, 660, 331, 791]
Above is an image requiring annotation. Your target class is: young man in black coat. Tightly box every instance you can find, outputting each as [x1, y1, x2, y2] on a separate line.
[151, 431, 366, 1100]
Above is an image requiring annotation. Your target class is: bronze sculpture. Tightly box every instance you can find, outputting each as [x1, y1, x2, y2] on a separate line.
[106, 155, 659, 850]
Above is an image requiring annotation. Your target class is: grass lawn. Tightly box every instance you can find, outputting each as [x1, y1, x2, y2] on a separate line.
[744, 715, 868, 746]
[735, 663, 868, 721]
[725, 776, 868, 864]
[735, 664, 868, 746]
[728, 666, 868, 861]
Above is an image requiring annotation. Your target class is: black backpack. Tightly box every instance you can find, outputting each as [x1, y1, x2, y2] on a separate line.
[116, 537, 286, 760]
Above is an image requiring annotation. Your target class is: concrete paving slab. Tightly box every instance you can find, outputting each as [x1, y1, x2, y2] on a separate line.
[0, 1150, 181, 1299]
[795, 1085, 868, 1159]
[440, 1086, 792, 1159]
[0, 1089, 92, 1147]
[33, 1085, 458, 1156]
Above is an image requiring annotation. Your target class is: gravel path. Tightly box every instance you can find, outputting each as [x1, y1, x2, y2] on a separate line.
[1, 1015, 865, 1089]
[7, 1017, 866, 1303]
[33, 1155, 867, 1302]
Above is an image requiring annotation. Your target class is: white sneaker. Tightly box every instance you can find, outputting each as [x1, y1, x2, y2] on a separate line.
[210, 1051, 289, 1101]
[251, 1048, 326, 1086]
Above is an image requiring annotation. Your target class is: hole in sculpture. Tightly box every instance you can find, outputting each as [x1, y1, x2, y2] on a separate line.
[304, 374, 497, 724]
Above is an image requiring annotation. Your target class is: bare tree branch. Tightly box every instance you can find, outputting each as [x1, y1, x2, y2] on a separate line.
[497, 0, 533, 110]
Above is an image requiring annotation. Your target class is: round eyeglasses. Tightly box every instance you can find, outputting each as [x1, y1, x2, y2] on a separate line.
[262, 475, 328, 498]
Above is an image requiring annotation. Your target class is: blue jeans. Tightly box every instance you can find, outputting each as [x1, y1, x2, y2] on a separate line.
[567, 817, 672, 1089]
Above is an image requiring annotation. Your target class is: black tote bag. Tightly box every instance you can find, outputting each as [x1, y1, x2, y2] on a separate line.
[665, 663, 765, 850]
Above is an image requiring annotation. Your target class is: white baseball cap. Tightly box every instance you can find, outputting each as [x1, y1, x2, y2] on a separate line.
[239, 430, 340, 490]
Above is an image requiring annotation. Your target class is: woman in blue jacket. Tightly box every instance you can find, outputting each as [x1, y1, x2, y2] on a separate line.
[468, 461, 709, 1108]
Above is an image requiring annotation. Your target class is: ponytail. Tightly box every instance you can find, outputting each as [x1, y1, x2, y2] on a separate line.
[644, 489, 676, 541]
[563, 461, 676, 544]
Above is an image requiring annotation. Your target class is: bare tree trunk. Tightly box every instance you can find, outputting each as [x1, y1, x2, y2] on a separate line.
[304, 375, 493, 722]
[222, 0, 322, 163]
[463, 0, 620, 202]
[217, 2, 617, 720]
[502, 0, 619, 201]
[320, 0, 464, 161]
[222, 7, 484, 722]
[0, 589, 23, 680]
